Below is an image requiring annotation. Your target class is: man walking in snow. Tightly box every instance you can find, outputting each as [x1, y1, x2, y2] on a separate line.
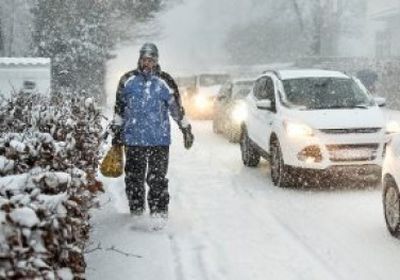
[111, 42, 194, 218]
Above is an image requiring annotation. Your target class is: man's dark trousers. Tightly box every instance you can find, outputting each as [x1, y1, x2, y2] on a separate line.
[124, 146, 170, 214]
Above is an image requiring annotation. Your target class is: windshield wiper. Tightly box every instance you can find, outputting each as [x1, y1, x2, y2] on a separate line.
[312, 104, 370, 110]
[347, 104, 370, 109]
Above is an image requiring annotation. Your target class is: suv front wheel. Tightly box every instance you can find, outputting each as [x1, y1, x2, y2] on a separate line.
[240, 128, 260, 167]
[270, 140, 292, 188]
[383, 177, 400, 238]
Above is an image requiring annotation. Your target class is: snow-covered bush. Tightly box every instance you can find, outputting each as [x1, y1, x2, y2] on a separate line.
[0, 92, 104, 279]
[31, 0, 113, 101]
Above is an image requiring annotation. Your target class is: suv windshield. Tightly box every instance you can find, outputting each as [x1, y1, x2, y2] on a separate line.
[281, 77, 374, 110]
[232, 81, 253, 99]
[199, 74, 230, 87]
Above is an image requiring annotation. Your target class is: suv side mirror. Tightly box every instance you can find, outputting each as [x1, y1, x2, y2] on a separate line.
[256, 99, 272, 110]
[374, 96, 386, 107]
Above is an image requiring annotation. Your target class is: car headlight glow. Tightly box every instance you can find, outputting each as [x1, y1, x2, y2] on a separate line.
[284, 121, 314, 138]
[386, 120, 400, 134]
[194, 95, 209, 110]
[231, 102, 247, 123]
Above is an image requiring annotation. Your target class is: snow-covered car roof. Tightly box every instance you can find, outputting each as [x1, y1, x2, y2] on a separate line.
[263, 69, 349, 80]
[231, 77, 256, 84]
[0, 57, 51, 66]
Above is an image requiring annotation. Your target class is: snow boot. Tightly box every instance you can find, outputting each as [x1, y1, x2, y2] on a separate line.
[149, 211, 168, 230]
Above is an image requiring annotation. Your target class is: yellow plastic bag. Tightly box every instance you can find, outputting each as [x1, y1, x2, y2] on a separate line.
[100, 145, 124, 177]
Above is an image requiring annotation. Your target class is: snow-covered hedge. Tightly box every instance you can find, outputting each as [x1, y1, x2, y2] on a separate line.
[0, 92, 104, 279]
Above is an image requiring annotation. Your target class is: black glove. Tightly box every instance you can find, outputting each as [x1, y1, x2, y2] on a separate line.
[181, 125, 194, 149]
[111, 124, 122, 146]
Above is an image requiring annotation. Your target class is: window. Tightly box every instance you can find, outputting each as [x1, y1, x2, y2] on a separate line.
[264, 77, 275, 101]
[23, 80, 36, 90]
[254, 76, 275, 102]
[198, 74, 230, 87]
[218, 82, 233, 99]
[253, 77, 267, 100]
[281, 77, 373, 110]
[254, 76, 276, 111]
[232, 81, 253, 99]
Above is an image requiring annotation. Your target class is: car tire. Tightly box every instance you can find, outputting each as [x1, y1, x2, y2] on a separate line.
[383, 177, 400, 238]
[227, 126, 241, 143]
[270, 140, 292, 188]
[240, 128, 260, 167]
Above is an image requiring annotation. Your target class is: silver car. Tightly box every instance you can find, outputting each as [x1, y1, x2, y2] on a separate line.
[213, 78, 254, 142]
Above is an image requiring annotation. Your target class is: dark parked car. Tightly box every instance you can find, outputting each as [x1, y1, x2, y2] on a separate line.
[213, 78, 255, 142]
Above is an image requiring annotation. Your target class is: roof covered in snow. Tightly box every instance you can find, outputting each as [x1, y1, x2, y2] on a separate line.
[0, 57, 51, 66]
[231, 77, 256, 84]
[368, 0, 399, 19]
[370, 8, 400, 21]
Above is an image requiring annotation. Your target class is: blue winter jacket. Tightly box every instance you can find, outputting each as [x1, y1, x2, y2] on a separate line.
[113, 68, 188, 146]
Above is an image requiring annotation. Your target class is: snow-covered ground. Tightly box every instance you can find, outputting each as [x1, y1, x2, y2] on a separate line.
[86, 119, 400, 280]
[92, 3, 400, 274]
[89, 10, 400, 275]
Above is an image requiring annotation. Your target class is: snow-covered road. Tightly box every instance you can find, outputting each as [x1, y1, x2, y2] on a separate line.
[86, 121, 400, 280]
[89, 9, 400, 275]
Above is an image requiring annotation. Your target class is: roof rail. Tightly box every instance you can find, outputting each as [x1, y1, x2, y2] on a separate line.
[262, 69, 281, 80]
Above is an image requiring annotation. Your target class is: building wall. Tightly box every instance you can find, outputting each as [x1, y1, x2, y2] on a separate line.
[0, 60, 51, 98]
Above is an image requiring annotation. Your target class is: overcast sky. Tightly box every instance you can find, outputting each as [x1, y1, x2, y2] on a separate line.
[153, 0, 274, 74]
[152, 0, 398, 74]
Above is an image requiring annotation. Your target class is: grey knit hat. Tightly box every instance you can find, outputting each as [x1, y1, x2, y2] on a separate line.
[139, 42, 159, 61]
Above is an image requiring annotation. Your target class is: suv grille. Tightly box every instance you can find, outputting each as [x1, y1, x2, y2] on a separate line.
[319, 128, 381, 134]
[326, 143, 379, 162]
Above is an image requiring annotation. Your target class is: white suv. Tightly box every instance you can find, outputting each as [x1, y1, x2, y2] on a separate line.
[240, 69, 390, 187]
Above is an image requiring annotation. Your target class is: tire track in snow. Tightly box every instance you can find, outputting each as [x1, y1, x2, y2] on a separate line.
[231, 171, 364, 280]
[168, 234, 185, 280]
[234, 168, 390, 279]
[167, 230, 213, 280]
[267, 212, 345, 280]
[168, 167, 214, 280]
[266, 192, 385, 280]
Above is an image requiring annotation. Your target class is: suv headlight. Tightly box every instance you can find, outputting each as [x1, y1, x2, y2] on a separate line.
[231, 101, 247, 123]
[284, 121, 314, 138]
[386, 120, 400, 134]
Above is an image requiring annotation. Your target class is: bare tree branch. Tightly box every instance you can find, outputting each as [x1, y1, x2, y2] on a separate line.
[84, 242, 143, 258]
[84, 242, 103, 254]
[106, 245, 143, 258]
